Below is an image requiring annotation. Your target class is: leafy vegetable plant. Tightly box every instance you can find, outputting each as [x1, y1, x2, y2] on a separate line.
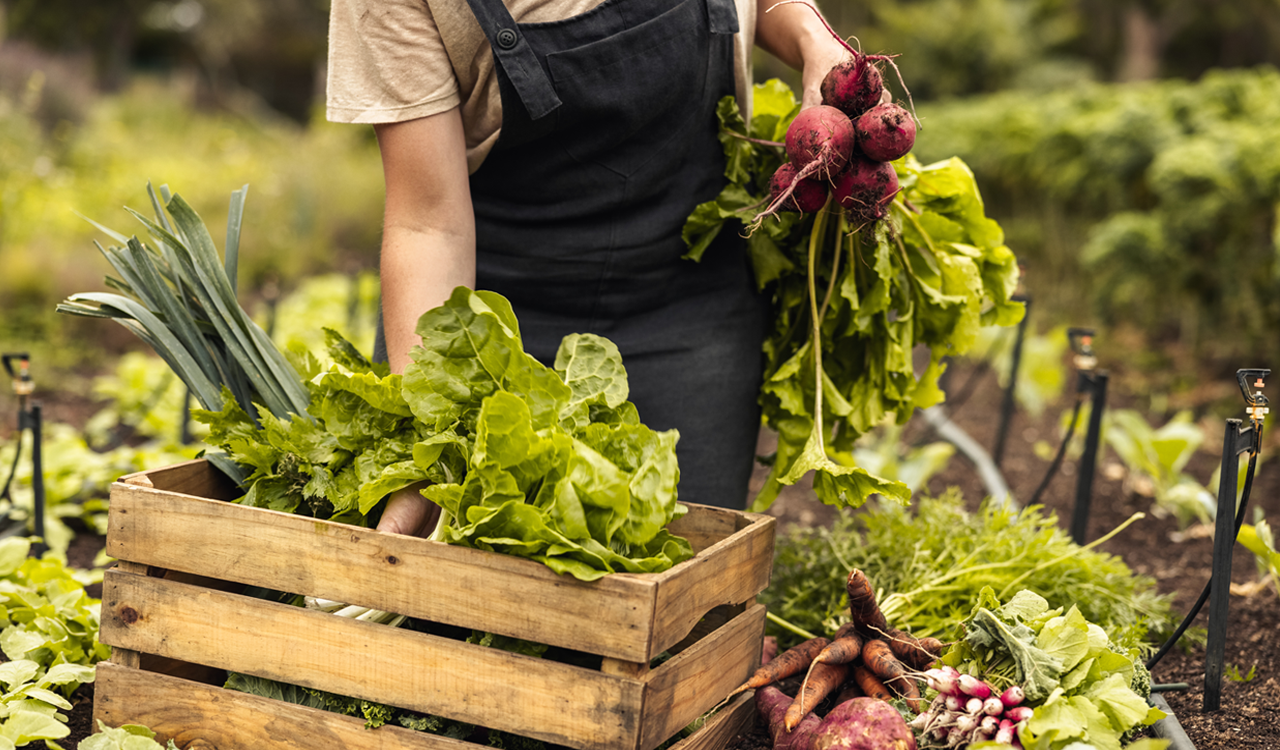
[683, 81, 1023, 513]
[197, 287, 693, 581]
[761, 491, 1174, 650]
[941, 588, 1164, 750]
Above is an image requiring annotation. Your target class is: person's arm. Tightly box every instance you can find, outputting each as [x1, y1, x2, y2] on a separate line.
[753, 0, 851, 108]
[375, 107, 476, 375]
[373, 107, 474, 536]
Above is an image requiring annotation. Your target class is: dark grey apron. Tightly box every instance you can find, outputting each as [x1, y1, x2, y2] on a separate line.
[383, 0, 766, 508]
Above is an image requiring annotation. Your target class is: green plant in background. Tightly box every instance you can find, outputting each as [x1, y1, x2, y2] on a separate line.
[967, 323, 1068, 417]
[1239, 510, 1280, 596]
[0, 422, 200, 552]
[84, 351, 202, 447]
[0, 537, 108, 749]
[849, 419, 955, 494]
[257, 271, 380, 365]
[1103, 409, 1217, 527]
[762, 491, 1175, 650]
[914, 68, 1280, 356]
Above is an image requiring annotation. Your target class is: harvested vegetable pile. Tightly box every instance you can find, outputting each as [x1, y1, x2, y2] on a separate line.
[683, 78, 1023, 513]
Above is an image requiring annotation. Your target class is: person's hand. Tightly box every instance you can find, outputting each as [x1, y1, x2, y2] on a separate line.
[800, 37, 851, 109]
[377, 482, 441, 537]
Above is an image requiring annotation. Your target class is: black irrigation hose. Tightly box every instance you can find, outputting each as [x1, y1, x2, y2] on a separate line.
[1024, 395, 1084, 507]
[1145, 428, 1262, 671]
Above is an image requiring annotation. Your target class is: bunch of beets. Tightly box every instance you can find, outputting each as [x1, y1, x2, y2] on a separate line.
[762, 52, 916, 226]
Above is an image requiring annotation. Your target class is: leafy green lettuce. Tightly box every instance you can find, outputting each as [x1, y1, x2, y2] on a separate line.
[196, 288, 692, 581]
[944, 588, 1164, 750]
[682, 82, 1024, 512]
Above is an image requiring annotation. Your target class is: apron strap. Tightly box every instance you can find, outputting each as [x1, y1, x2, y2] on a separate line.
[462, 0, 563, 120]
[707, 0, 738, 35]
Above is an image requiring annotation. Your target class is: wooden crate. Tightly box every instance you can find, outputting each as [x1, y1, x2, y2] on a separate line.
[95, 460, 775, 750]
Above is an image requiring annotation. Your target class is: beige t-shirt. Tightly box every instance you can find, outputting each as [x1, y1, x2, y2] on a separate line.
[327, 0, 757, 173]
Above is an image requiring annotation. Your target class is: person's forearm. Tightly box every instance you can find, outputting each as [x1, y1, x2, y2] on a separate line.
[374, 112, 476, 374]
[754, 0, 850, 107]
[379, 225, 474, 374]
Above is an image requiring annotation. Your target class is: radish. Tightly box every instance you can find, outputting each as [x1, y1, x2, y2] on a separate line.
[995, 718, 1016, 745]
[854, 103, 916, 162]
[999, 685, 1025, 708]
[1005, 705, 1034, 722]
[956, 674, 992, 699]
[770, 162, 829, 214]
[983, 697, 1005, 716]
[831, 156, 899, 224]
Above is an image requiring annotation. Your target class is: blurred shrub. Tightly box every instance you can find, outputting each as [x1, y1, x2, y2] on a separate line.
[914, 67, 1280, 357]
[0, 75, 384, 364]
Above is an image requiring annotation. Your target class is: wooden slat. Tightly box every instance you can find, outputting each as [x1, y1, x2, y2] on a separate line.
[106, 483, 661, 661]
[645, 515, 774, 657]
[667, 691, 757, 750]
[99, 569, 641, 750]
[119, 459, 239, 500]
[638, 603, 766, 750]
[95, 661, 470, 750]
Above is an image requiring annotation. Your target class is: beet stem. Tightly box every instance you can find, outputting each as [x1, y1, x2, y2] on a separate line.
[806, 202, 829, 452]
[723, 129, 786, 148]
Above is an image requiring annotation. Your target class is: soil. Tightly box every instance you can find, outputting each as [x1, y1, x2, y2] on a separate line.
[42, 359, 1280, 749]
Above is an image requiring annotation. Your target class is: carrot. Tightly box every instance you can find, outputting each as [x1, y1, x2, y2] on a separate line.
[884, 627, 943, 669]
[728, 636, 829, 697]
[845, 569, 889, 634]
[851, 664, 893, 702]
[862, 638, 924, 711]
[812, 628, 864, 667]
[833, 680, 864, 706]
[783, 660, 850, 731]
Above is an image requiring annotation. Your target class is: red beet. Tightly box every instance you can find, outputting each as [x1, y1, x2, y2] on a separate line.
[770, 163, 829, 214]
[821, 56, 884, 120]
[831, 157, 899, 224]
[785, 105, 856, 178]
[854, 103, 916, 162]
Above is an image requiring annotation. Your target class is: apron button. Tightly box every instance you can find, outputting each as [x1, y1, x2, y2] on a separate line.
[496, 28, 519, 50]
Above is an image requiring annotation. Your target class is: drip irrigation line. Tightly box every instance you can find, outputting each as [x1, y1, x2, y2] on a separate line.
[0, 429, 22, 502]
[1025, 396, 1084, 507]
[921, 405, 1015, 509]
[1145, 429, 1261, 671]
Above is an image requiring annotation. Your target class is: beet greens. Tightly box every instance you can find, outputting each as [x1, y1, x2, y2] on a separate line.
[682, 81, 1024, 511]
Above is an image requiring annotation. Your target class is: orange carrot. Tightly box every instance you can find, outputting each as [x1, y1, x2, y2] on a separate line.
[845, 569, 889, 634]
[812, 628, 864, 667]
[783, 660, 850, 731]
[728, 636, 829, 697]
[884, 627, 943, 669]
[833, 680, 864, 706]
[862, 638, 924, 711]
[851, 664, 893, 702]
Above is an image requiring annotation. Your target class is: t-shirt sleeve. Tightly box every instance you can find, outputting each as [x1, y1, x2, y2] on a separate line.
[326, 0, 462, 124]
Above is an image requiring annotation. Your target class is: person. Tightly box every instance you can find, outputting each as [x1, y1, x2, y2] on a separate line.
[326, 0, 848, 534]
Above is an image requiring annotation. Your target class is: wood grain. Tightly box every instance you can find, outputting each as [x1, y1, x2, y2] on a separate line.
[638, 604, 765, 750]
[106, 472, 773, 661]
[667, 691, 757, 750]
[95, 661, 473, 750]
[99, 568, 642, 749]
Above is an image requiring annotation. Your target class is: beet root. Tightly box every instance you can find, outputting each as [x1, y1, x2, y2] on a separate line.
[832, 157, 899, 224]
[812, 697, 917, 750]
[785, 105, 856, 178]
[770, 163, 830, 214]
[821, 57, 885, 120]
[854, 103, 916, 162]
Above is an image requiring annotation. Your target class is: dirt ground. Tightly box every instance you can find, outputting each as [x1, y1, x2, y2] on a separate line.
[47, 356, 1280, 749]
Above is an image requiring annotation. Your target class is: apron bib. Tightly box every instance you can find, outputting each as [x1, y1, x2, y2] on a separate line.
[392, 0, 765, 508]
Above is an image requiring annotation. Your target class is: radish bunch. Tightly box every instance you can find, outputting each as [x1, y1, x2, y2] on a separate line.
[909, 666, 1031, 749]
[757, 4, 918, 228]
